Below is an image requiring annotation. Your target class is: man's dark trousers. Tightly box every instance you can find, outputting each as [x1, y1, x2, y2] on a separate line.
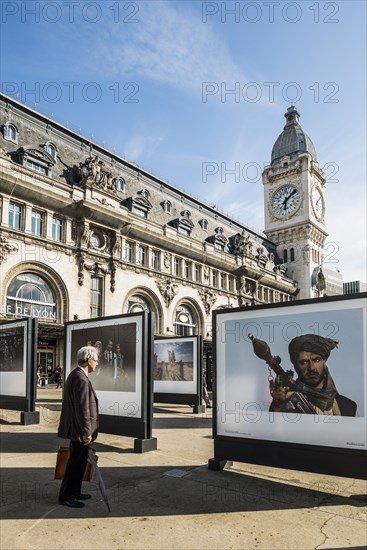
[59, 441, 88, 502]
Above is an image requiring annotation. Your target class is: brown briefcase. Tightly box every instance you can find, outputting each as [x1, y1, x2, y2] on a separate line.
[54, 446, 94, 481]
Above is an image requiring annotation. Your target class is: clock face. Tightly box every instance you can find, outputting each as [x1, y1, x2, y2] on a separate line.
[311, 186, 324, 219]
[271, 185, 301, 217]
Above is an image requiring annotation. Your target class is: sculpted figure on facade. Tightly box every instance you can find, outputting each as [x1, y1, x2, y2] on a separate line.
[84, 261, 109, 276]
[106, 172, 115, 191]
[303, 244, 311, 264]
[316, 267, 326, 294]
[199, 288, 217, 315]
[232, 230, 253, 257]
[109, 259, 116, 293]
[107, 231, 120, 257]
[240, 276, 257, 297]
[77, 252, 85, 286]
[78, 221, 91, 248]
[256, 247, 269, 269]
[238, 276, 257, 306]
[274, 264, 287, 276]
[156, 278, 178, 307]
[163, 252, 171, 270]
[0, 233, 18, 263]
[78, 155, 117, 193]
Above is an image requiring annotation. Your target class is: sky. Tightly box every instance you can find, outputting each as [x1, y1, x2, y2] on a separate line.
[1, 0, 366, 282]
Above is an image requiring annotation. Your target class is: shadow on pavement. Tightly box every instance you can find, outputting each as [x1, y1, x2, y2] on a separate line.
[152, 415, 211, 429]
[1, 462, 365, 520]
[0, 432, 135, 454]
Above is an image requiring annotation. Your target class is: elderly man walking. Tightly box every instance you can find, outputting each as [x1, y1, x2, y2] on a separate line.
[58, 346, 99, 508]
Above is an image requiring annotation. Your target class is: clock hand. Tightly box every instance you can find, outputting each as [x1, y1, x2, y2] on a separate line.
[282, 189, 297, 209]
[288, 188, 297, 199]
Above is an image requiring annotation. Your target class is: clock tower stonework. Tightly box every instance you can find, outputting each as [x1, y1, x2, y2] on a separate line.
[262, 106, 327, 299]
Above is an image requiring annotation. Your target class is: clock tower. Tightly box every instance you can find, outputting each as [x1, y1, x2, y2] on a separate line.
[262, 106, 327, 299]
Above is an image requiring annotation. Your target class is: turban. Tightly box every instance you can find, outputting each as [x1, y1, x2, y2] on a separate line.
[289, 334, 338, 365]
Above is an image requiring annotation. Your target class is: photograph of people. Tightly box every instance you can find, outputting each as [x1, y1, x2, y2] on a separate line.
[153, 341, 194, 381]
[249, 334, 358, 417]
[0, 326, 24, 372]
[71, 328, 137, 393]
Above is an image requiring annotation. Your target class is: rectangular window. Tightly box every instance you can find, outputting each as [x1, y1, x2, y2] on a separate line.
[264, 287, 269, 302]
[212, 270, 218, 288]
[31, 210, 43, 236]
[124, 241, 133, 262]
[228, 276, 234, 292]
[195, 264, 201, 282]
[175, 324, 193, 337]
[9, 203, 22, 230]
[132, 205, 147, 218]
[52, 217, 63, 242]
[184, 261, 191, 279]
[174, 257, 181, 276]
[220, 273, 226, 289]
[151, 249, 160, 270]
[26, 159, 48, 175]
[178, 226, 190, 236]
[90, 276, 103, 318]
[137, 245, 147, 266]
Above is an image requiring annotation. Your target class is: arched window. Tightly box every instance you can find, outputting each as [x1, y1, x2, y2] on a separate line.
[5, 123, 18, 143]
[290, 247, 295, 262]
[115, 177, 125, 192]
[6, 273, 56, 322]
[200, 219, 208, 231]
[162, 200, 172, 214]
[174, 305, 196, 336]
[46, 142, 57, 159]
[127, 295, 150, 313]
[283, 249, 288, 263]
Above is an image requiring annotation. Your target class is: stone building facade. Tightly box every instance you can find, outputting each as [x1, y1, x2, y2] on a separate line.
[0, 94, 305, 370]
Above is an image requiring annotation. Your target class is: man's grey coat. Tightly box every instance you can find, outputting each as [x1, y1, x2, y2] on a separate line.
[58, 367, 99, 442]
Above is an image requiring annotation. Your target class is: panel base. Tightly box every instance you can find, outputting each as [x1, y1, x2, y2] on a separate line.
[213, 437, 367, 480]
[20, 411, 40, 425]
[208, 458, 233, 471]
[192, 405, 206, 414]
[134, 437, 158, 453]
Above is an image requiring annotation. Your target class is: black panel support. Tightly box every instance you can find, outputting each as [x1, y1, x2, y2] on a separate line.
[134, 437, 158, 453]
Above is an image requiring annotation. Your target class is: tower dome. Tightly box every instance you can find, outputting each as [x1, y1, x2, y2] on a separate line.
[271, 106, 317, 165]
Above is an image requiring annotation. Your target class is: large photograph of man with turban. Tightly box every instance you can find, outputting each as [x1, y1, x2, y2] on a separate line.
[251, 334, 358, 417]
[215, 297, 366, 450]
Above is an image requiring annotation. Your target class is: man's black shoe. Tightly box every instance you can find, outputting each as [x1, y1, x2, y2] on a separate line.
[76, 493, 92, 500]
[59, 499, 85, 508]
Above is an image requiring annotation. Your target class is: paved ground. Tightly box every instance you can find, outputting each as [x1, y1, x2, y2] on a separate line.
[0, 386, 366, 550]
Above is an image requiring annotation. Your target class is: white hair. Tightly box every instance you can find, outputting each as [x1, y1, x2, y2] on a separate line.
[77, 346, 98, 364]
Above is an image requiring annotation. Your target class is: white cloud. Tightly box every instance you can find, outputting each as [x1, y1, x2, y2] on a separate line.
[123, 133, 164, 164]
[98, 1, 244, 93]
